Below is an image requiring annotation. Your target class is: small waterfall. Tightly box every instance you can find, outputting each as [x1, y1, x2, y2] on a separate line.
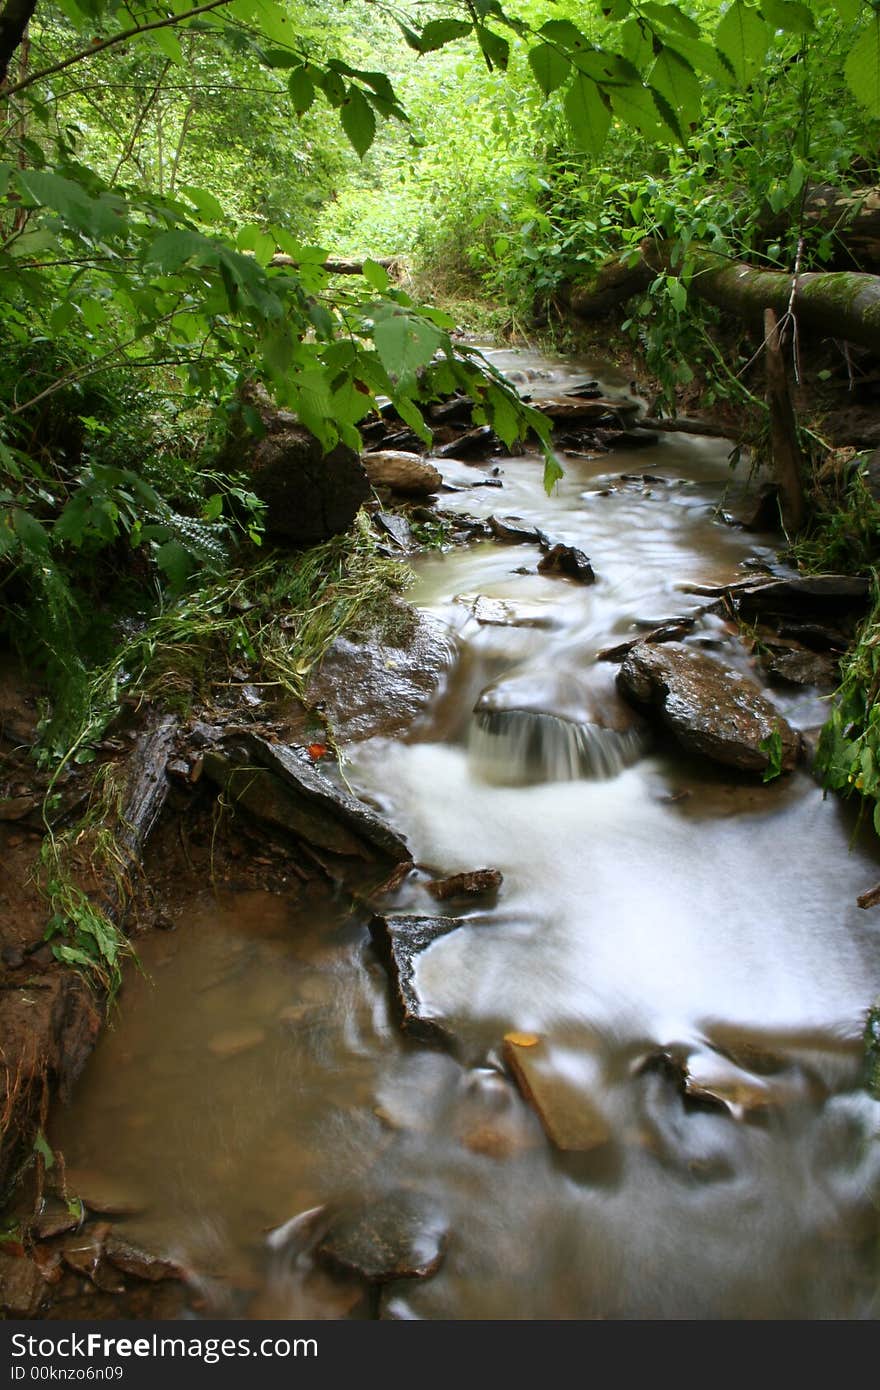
[469, 707, 645, 785]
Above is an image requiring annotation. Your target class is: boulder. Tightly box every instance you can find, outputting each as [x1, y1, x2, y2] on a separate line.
[362, 451, 441, 497]
[427, 869, 503, 902]
[537, 543, 595, 584]
[220, 386, 369, 544]
[617, 643, 800, 775]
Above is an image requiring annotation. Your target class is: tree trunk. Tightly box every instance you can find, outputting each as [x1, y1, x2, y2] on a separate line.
[0, 0, 37, 91]
[763, 308, 806, 533]
[764, 183, 880, 268]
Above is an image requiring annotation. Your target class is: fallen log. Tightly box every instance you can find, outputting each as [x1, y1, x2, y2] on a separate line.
[643, 244, 880, 354]
[270, 254, 401, 276]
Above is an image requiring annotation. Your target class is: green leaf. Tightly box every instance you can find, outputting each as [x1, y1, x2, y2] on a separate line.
[715, 1, 771, 86]
[16, 170, 121, 240]
[145, 228, 214, 271]
[845, 15, 880, 117]
[12, 508, 49, 555]
[394, 395, 432, 447]
[147, 26, 184, 63]
[362, 258, 390, 291]
[543, 452, 564, 493]
[156, 539, 195, 591]
[372, 307, 442, 384]
[640, 3, 701, 39]
[419, 18, 472, 51]
[666, 275, 687, 312]
[237, 223, 275, 264]
[33, 1131, 55, 1170]
[540, 19, 591, 50]
[610, 83, 669, 139]
[649, 47, 702, 127]
[830, 0, 862, 21]
[760, 0, 815, 32]
[528, 42, 571, 96]
[476, 25, 510, 69]
[320, 69, 347, 107]
[179, 185, 225, 223]
[288, 65, 316, 115]
[564, 73, 611, 154]
[661, 33, 736, 84]
[341, 87, 376, 158]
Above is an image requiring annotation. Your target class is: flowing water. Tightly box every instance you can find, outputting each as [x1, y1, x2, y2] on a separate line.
[50, 349, 880, 1320]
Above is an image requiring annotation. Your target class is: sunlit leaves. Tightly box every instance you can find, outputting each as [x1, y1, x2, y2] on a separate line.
[287, 64, 315, 115]
[17, 170, 123, 240]
[716, 1, 771, 85]
[371, 305, 443, 386]
[564, 73, 611, 154]
[341, 87, 376, 159]
[418, 19, 472, 52]
[649, 47, 702, 129]
[528, 43, 570, 96]
[845, 14, 880, 116]
[760, 0, 815, 33]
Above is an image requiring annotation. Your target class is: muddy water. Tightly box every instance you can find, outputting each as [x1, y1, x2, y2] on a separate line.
[51, 348, 880, 1319]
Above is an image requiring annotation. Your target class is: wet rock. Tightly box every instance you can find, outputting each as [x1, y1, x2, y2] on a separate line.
[33, 1196, 81, 1240]
[166, 758, 192, 785]
[759, 642, 838, 690]
[202, 756, 373, 860]
[503, 1034, 611, 1153]
[208, 1025, 266, 1058]
[434, 425, 497, 458]
[316, 1192, 448, 1283]
[105, 1235, 184, 1283]
[535, 396, 637, 423]
[597, 617, 696, 663]
[219, 387, 369, 544]
[593, 427, 659, 450]
[369, 914, 465, 1046]
[63, 1169, 146, 1217]
[429, 395, 474, 426]
[374, 511, 414, 550]
[537, 543, 595, 584]
[453, 594, 554, 628]
[735, 575, 870, 621]
[60, 1226, 110, 1280]
[362, 450, 442, 497]
[0, 793, 41, 822]
[617, 642, 800, 775]
[0, 1252, 46, 1316]
[427, 869, 502, 902]
[487, 514, 545, 545]
[204, 731, 410, 862]
[306, 601, 456, 744]
[776, 620, 851, 652]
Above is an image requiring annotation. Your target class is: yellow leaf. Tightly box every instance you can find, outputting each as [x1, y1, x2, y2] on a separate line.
[504, 1031, 540, 1048]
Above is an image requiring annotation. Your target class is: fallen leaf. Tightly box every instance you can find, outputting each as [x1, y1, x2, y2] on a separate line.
[307, 743, 328, 760]
[504, 1031, 540, 1048]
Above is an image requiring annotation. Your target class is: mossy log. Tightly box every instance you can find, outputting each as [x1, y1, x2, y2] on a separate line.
[764, 183, 880, 268]
[568, 240, 880, 353]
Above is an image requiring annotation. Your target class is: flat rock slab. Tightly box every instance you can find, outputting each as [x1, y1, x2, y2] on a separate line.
[105, 1235, 183, 1283]
[363, 451, 442, 497]
[205, 732, 410, 862]
[617, 642, 799, 775]
[503, 1035, 611, 1153]
[63, 1169, 146, 1217]
[316, 1192, 448, 1283]
[735, 575, 869, 619]
[370, 914, 465, 1046]
[306, 602, 456, 745]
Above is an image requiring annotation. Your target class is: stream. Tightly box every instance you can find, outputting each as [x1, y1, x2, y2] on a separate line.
[49, 348, 880, 1320]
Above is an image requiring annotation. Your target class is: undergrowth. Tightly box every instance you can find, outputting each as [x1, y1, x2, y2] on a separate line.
[26, 511, 410, 997]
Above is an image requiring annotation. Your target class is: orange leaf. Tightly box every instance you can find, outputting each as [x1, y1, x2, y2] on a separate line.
[308, 743, 328, 760]
[504, 1031, 540, 1048]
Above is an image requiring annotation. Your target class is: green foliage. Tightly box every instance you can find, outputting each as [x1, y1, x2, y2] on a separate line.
[759, 726, 785, 782]
[865, 1003, 880, 1099]
[814, 581, 880, 832]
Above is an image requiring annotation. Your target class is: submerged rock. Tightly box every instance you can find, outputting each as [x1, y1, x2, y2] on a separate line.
[362, 450, 442, 497]
[503, 1034, 611, 1153]
[63, 1169, 146, 1217]
[316, 1192, 448, 1283]
[617, 642, 800, 775]
[370, 914, 465, 1046]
